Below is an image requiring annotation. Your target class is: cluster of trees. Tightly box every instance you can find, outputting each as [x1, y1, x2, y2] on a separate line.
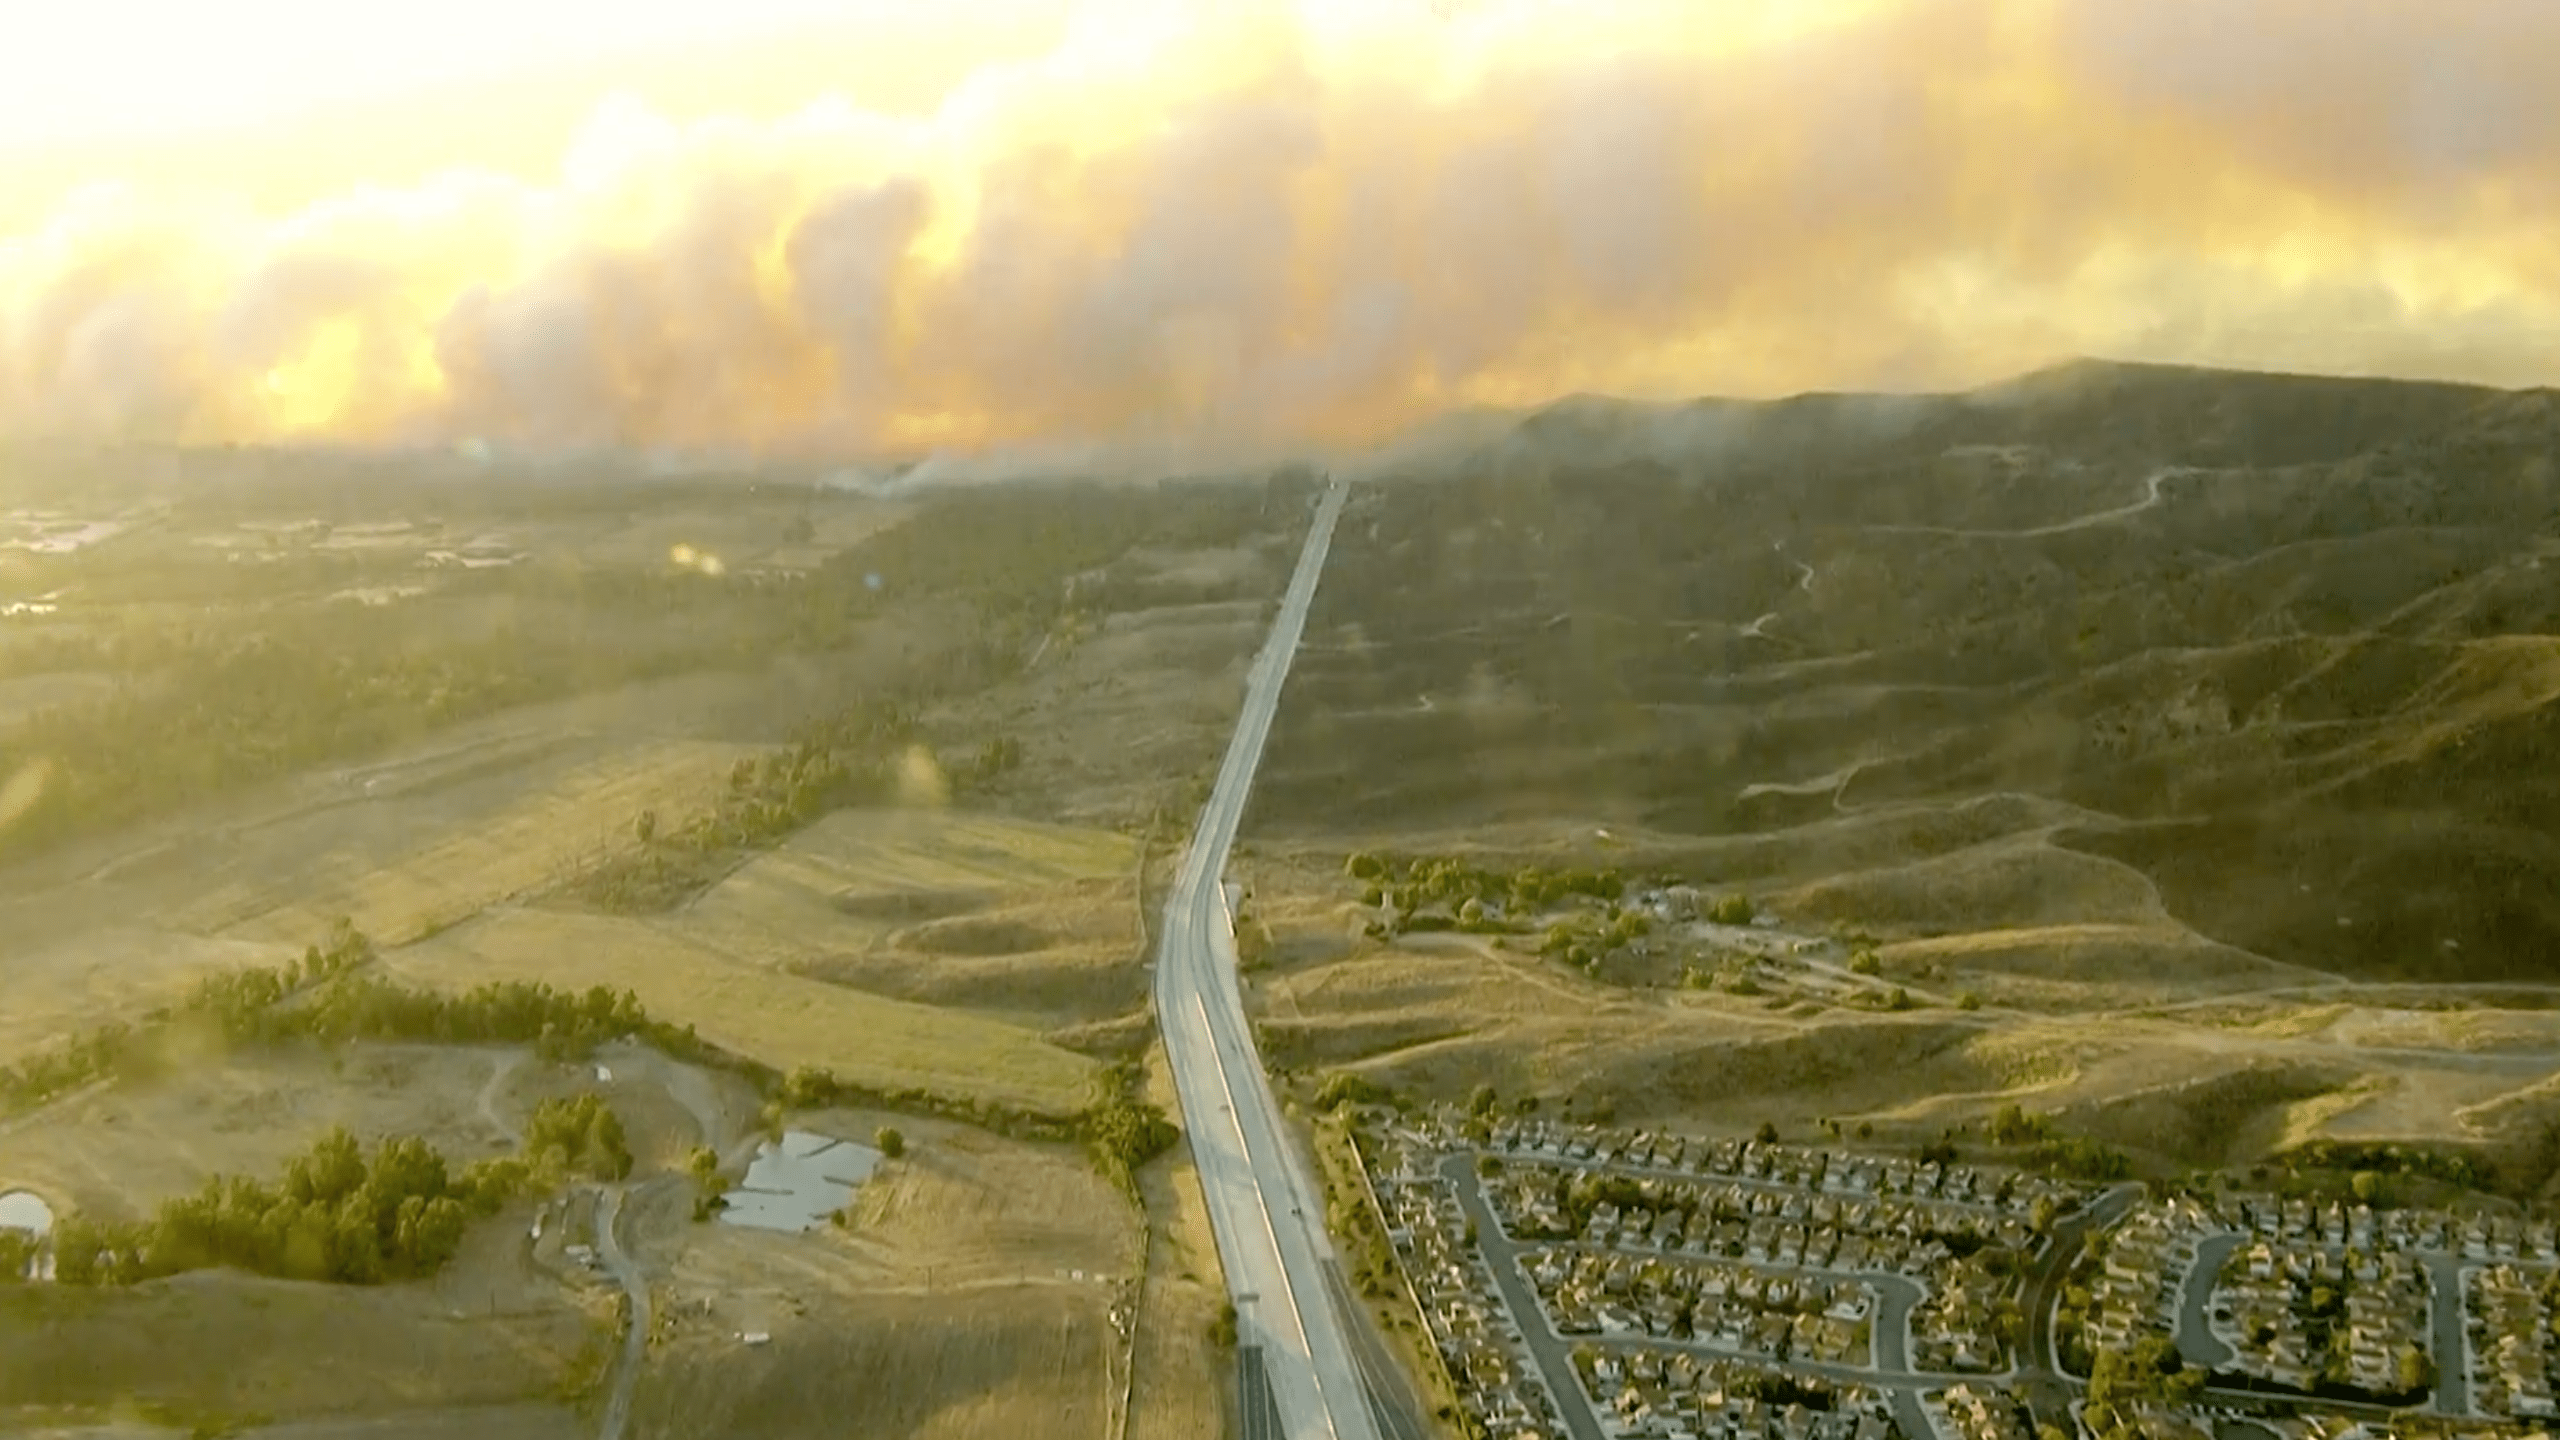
[1981, 1105, 2133, 1181]
[1351, 845, 1628, 912]
[293, 975, 662, 1062]
[0, 921, 373, 1119]
[2028, 1137, 2135, 1182]
[583, 701, 920, 912]
[1537, 908, 1653, 971]
[522, 1094, 634, 1182]
[2084, 1334, 2207, 1413]
[30, 1092, 634, 1289]
[684, 1145, 727, 1221]
[1314, 1072, 1396, 1113]
[1086, 1093, 1180, 1187]
[2279, 1139, 2489, 1193]
[765, 1059, 1168, 1188]
[50, 1126, 521, 1288]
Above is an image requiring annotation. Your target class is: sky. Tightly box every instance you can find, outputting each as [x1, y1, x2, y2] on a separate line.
[2, 0, 2556, 456]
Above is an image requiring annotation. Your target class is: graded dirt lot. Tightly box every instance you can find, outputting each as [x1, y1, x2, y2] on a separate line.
[627, 1108, 1138, 1440]
[386, 907, 1103, 1119]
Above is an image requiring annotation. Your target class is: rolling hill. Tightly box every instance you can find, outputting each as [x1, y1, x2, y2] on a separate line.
[1255, 360, 2560, 984]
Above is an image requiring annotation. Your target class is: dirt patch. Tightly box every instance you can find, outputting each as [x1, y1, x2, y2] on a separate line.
[629, 1109, 1137, 1440]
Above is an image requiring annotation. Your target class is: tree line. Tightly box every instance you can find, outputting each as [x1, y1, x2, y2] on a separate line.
[768, 1056, 1177, 1192]
[0, 921, 717, 1127]
[30, 1093, 629, 1289]
[578, 700, 922, 913]
[5, 918, 1177, 1213]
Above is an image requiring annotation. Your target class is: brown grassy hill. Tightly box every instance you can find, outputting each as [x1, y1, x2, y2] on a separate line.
[1257, 360, 2560, 983]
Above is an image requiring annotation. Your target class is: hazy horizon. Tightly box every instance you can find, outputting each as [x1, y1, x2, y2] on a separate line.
[6, 0, 2558, 459]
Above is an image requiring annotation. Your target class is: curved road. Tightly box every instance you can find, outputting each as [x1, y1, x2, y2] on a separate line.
[1154, 476, 1382, 1440]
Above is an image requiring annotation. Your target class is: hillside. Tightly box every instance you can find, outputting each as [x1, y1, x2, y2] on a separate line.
[1256, 360, 2560, 984]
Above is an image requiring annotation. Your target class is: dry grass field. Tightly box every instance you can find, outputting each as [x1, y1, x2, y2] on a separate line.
[1237, 876, 2560, 1179]
[936, 593, 1272, 831]
[387, 908, 1103, 1118]
[1125, 1045, 1233, 1440]
[0, 661, 912, 1070]
[628, 1108, 1138, 1440]
[0, 1214, 603, 1428]
[671, 807, 1134, 963]
[0, 1045, 516, 1220]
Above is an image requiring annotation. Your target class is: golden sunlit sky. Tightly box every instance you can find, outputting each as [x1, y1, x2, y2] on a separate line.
[3, 0, 2555, 456]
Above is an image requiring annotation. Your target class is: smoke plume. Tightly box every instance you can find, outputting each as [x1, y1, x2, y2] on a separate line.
[3, 0, 2556, 456]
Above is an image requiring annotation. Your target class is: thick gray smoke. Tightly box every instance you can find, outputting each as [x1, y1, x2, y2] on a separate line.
[2, 0, 2555, 456]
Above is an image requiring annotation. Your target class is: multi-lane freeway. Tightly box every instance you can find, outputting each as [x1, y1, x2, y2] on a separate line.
[1154, 475, 1384, 1440]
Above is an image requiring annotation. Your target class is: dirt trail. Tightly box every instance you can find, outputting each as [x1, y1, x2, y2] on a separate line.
[478, 1051, 525, 1144]
[1862, 466, 2196, 540]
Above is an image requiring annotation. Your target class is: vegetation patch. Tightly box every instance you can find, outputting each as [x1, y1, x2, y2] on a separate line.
[39, 1092, 627, 1288]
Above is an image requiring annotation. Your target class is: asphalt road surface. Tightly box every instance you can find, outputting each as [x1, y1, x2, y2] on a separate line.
[2420, 1253, 2474, 1416]
[2175, 1233, 2244, 1372]
[2018, 1183, 2142, 1430]
[1155, 477, 1382, 1440]
[594, 1184, 651, 1440]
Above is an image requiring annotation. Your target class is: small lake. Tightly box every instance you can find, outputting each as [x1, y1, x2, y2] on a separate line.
[0, 1190, 54, 1237]
[720, 1130, 881, 1233]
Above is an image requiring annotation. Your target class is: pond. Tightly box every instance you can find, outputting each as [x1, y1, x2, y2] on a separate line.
[0, 1190, 54, 1237]
[719, 1130, 882, 1233]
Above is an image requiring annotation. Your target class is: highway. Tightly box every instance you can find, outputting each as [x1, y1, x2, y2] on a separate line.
[1154, 475, 1382, 1440]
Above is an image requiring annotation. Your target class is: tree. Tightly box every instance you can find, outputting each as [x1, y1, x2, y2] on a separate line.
[633, 809, 658, 845]
[2352, 1169, 2385, 1206]
[1468, 1084, 1498, 1117]
[1849, 950, 1882, 976]
[1959, 992, 1983, 1011]
[1209, 1300, 1239, 1348]
[1344, 852, 1385, 881]
[1755, 1120, 1780, 1145]
[874, 1126, 906, 1159]
[2398, 1344, 2437, 1395]
[1990, 1104, 2045, 1146]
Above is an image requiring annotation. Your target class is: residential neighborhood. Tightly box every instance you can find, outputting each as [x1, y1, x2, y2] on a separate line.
[1339, 1104, 2560, 1440]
